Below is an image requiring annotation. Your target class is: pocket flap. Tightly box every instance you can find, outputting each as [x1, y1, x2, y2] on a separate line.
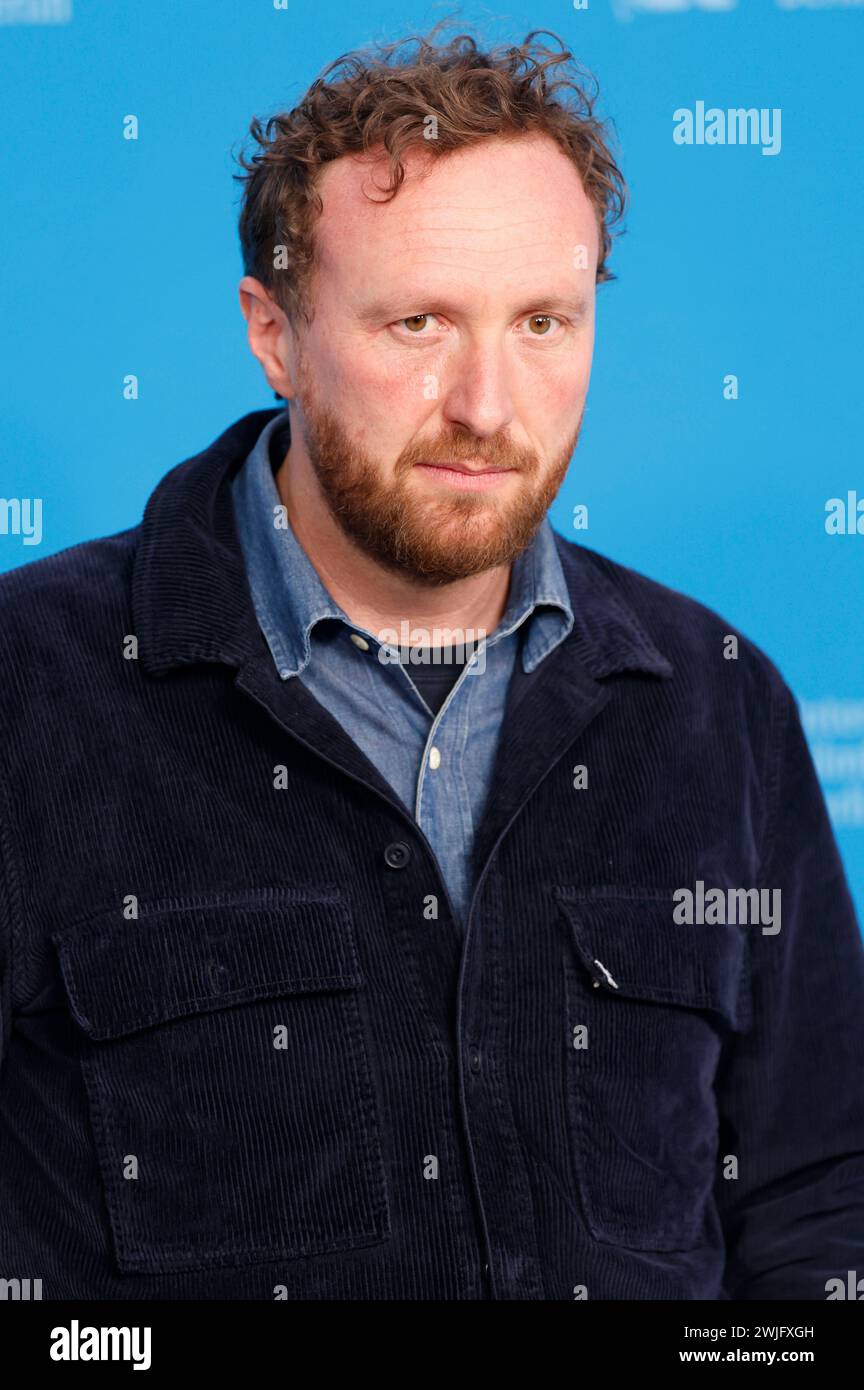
[555, 888, 751, 1030]
[53, 888, 362, 1040]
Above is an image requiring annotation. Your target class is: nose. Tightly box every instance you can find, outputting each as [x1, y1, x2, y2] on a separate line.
[440, 334, 515, 439]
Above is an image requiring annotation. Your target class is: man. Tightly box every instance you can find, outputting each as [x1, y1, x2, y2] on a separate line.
[0, 29, 862, 1302]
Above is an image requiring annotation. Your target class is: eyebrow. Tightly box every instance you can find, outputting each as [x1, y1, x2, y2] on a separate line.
[356, 293, 591, 324]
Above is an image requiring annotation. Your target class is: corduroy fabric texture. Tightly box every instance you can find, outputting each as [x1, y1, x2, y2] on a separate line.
[0, 408, 862, 1300]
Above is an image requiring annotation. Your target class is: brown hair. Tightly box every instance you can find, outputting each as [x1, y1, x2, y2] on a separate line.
[234, 23, 627, 331]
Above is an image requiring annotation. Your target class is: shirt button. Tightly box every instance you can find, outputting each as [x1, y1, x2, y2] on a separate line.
[350, 633, 370, 651]
[428, 746, 441, 770]
[468, 1046, 482, 1074]
[383, 841, 412, 870]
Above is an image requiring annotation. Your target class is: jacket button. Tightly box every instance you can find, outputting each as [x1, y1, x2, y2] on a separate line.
[383, 841, 412, 869]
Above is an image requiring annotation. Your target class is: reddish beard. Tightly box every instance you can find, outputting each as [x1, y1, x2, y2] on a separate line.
[291, 359, 581, 584]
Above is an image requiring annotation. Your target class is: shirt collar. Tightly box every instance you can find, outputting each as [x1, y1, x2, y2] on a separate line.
[231, 408, 575, 679]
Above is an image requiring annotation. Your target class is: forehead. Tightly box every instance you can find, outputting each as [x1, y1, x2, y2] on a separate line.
[311, 133, 599, 297]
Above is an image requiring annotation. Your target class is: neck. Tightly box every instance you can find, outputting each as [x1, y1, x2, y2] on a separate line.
[274, 444, 513, 646]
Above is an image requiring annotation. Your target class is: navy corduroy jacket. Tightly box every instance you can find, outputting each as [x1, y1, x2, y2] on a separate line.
[1, 408, 863, 1301]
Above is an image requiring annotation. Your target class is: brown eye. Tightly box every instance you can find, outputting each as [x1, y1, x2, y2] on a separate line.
[527, 315, 553, 335]
[404, 315, 429, 333]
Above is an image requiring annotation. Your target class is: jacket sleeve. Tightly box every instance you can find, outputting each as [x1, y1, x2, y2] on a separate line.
[0, 794, 11, 1077]
[715, 675, 864, 1299]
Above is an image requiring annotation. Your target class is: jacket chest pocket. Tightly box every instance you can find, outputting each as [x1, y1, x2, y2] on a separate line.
[556, 888, 751, 1254]
[53, 889, 390, 1275]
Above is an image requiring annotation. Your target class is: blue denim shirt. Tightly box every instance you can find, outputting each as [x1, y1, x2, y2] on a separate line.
[231, 410, 574, 925]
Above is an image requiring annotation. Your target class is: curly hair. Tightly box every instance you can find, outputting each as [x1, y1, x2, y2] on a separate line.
[234, 23, 627, 331]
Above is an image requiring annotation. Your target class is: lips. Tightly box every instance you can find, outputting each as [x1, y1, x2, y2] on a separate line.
[415, 461, 515, 475]
[412, 461, 518, 492]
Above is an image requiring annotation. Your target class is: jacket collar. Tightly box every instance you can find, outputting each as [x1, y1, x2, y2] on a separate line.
[133, 409, 673, 683]
[551, 532, 674, 681]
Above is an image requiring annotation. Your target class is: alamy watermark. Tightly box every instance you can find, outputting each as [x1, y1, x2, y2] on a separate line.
[377, 623, 487, 673]
[673, 102, 782, 156]
[0, 1276, 42, 1299]
[0, 496, 42, 545]
[50, 1321, 151, 1370]
[0, 0, 71, 22]
[802, 697, 864, 826]
[673, 880, 781, 934]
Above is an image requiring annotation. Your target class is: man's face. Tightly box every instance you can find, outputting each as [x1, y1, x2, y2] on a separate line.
[283, 133, 599, 584]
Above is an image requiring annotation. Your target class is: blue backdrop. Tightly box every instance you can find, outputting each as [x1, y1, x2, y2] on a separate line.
[2, 0, 862, 921]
